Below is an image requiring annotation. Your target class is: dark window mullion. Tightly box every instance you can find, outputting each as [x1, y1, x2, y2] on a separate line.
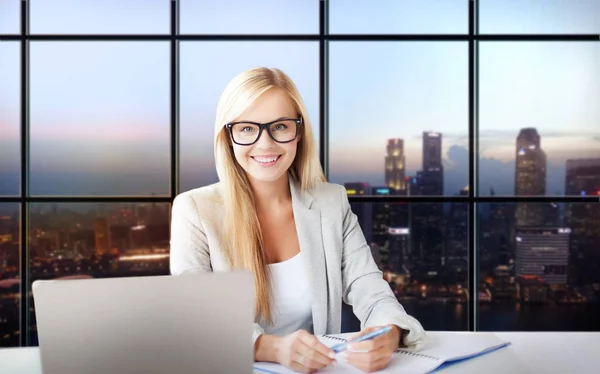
[170, 0, 178, 198]
[20, 0, 29, 347]
[468, 0, 477, 332]
[319, 0, 328, 177]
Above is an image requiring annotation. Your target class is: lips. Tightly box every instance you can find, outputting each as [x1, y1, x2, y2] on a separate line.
[251, 155, 281, 164]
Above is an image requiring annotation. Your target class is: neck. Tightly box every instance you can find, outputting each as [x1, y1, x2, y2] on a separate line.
[249, 173, 291, 210]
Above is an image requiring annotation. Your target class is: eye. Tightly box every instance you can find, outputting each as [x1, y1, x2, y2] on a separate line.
[241, 126, 255, 132]
[273, 123, 287, 131]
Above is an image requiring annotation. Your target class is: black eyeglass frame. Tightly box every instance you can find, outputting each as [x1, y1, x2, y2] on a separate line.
[224, 116, 303, 146]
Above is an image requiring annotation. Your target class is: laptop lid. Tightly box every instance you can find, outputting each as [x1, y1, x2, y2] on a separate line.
[32, 270, 254, 374]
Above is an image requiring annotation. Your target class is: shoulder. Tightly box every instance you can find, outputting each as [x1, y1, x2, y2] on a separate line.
[172, 182, 224, 220]
[307, 182, 348, 209]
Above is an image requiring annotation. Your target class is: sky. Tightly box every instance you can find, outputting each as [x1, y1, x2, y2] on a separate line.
[0, 0, 599, 198]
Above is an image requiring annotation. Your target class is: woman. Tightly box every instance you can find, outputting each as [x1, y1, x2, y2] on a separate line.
[170, 67, 426, 373]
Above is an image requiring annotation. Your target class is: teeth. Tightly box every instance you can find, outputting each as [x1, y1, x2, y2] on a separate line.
[253, 156, 278, 163]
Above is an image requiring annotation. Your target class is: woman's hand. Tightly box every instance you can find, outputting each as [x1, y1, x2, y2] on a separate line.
[274, 330, 336, 373]
[342, 325, 402, 373]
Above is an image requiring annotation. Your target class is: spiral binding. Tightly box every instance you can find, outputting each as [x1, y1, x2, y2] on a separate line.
[396, 350, 440, 361]
[322, 335, 347, 343]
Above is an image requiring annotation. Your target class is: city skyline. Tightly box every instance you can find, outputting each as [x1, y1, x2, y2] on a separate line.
[2, 198, 599, 343]
[1, 1, 599, 197]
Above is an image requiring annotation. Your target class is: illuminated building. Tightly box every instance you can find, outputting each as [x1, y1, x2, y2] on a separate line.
[385, 139, 406, 191]
[514, 128, 547, 226]
[94, 217, 112, 256]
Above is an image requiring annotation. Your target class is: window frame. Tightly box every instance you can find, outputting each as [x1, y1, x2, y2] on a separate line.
[0, 0, 597, 346]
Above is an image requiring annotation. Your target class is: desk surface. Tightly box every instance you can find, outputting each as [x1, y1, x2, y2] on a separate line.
[1, 331, 599, 374]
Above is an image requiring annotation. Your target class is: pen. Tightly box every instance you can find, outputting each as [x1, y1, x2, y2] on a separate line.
[330, 325, 393, 353]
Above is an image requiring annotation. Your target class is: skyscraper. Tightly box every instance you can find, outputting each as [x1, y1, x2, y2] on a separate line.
[564, 158, 600, 285]
[423, 131, 443, 169]
[483, 189, 514, 267]
[514, 128, 547, 226]
[94, 217, 111, 256]
[344, 182, 373, 244]
[515, 227, 570, 285]
[420, 132, 444, 195]
[411, 132, 445, 274]
[565, 158, 600, 196]
[371, 186, 393, 248]
[385, 139, 406, 191]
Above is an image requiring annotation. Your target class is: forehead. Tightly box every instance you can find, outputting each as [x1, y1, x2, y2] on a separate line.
[238, 88, 296, 123]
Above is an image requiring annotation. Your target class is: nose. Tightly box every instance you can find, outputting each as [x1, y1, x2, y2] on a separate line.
[254, 128, 277, 149]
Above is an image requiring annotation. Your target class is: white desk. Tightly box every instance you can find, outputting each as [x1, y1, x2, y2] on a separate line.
[1, 332, 598, 373]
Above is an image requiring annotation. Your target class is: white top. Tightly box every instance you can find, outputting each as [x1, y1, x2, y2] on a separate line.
[258, 251, 313, 336]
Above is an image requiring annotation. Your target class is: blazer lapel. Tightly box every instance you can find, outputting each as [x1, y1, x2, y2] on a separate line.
[289, 179, 328, 335]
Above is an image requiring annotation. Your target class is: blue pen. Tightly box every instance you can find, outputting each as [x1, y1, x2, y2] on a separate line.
[330, 325, 393, 353]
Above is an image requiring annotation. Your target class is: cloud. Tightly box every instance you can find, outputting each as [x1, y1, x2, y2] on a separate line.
[443, 145, 513, 195]
[478, 129, 600, 141]
[443, 144, 568, 196]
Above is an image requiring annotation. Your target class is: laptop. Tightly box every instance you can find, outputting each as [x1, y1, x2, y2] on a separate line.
[32, 270, 255, 374]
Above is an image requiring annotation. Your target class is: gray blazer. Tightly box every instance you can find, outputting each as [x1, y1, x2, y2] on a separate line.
[169, 178, 427, 351]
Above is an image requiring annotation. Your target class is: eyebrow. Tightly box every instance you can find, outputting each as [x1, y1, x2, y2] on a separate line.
[238, 116, 295, 123]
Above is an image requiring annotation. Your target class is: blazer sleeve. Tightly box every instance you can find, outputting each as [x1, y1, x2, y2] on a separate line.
[169, 193, 267, 348]
[337, 186, 427, 351]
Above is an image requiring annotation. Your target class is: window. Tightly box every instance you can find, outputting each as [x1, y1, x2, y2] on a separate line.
[478, 202, 600, 331]
[0, 42, 20, 197]
[1, 0, 598, 348]
[179, 41, 319, 193]
[179, 0, 319, 35]
[328, 0, 468, 34]
[329, 42, 468, 196]
[29, 0, 170, 34]
[350, 201, 469, 331]
[0, 203, 20, 347]
[479, 0, 600, 34]
[29, 42, 171, 197]
[0, 0, 20, 34]
[478, 42, 600, 198]
[27, 202, 171, 345]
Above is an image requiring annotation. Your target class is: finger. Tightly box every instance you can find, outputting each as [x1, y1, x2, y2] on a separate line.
[295, 341, 334, 369]
[303, 334, 337, 360]
[298, 334, 336, 364]
[291, 350, 326, 372]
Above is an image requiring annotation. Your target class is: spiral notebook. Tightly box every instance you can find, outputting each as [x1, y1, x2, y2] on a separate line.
[254, 333, 510, 374]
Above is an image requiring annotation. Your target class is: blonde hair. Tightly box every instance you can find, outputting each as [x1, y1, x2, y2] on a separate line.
[213, 67, 326, 324]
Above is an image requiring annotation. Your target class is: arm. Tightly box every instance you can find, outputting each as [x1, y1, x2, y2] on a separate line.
[338, 186, 427, 351]
[169, 193, 268, 353]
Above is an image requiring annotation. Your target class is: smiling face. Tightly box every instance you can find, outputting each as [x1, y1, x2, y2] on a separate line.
[229, 88, 301, 185]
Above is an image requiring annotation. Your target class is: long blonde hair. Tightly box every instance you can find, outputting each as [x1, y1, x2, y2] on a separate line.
[213, 67, 326, 324]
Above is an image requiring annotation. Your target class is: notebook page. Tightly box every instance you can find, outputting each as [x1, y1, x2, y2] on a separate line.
[254, 339, 441, 374]
[256, 333, 509, 374]
[317, 335, 442, 374]
[402, 332, 510, 362]
[253, 336, 350, 374]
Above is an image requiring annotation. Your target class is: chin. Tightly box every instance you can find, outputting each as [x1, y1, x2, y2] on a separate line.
[247, 168, 289, 183]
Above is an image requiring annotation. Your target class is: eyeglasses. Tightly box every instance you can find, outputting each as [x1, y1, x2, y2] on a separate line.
[225, 117, 302, 146]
